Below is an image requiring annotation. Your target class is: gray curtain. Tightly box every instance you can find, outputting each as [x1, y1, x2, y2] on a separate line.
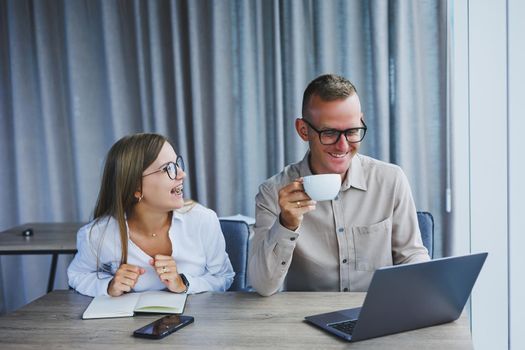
[0, 0, 446, 313]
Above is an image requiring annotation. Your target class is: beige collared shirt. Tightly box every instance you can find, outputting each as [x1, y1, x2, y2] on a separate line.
[248, 153, 430, 296]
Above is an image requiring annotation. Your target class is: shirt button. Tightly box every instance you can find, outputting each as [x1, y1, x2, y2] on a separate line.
[342, 259, 347, 264]
[281, 261, 286, 265]
[338, 228, 344, 233]
[290, 237, 296, 241]
[343, 288, 349, 292]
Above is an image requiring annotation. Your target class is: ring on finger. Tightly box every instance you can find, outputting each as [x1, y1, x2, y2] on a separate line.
[161, 266, 168, 273]
[296, 201, 301, 208]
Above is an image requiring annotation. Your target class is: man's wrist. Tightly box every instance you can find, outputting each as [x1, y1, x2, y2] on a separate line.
[279, 214, 298, 231]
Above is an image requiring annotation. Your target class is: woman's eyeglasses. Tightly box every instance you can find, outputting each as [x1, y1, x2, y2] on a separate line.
[142, 155, 185, 180]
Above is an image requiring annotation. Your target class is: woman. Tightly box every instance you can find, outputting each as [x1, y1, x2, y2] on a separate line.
[67, 133, 234, 296]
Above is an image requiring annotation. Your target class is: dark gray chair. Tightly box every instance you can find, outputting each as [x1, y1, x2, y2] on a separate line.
[219, 219, 250, 291]
[416, 211, 434, 258]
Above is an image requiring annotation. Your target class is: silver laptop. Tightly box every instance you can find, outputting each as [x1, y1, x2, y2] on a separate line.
[304, 252, 488, 342]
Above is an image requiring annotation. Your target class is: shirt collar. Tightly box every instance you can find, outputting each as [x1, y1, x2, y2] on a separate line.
[298, 152, 367, 192]
[342, 154, 367, 192]
[172, 210, 184, 222]
[297, 152, 314, 177]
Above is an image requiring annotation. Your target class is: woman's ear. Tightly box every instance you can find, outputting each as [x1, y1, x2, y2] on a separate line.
[134, 191, 143, 202]
[295, 118, 309, 141]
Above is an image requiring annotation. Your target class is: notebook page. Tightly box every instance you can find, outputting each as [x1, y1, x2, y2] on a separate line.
[134, 291, 187, 314]
[82, 293, 140, 319]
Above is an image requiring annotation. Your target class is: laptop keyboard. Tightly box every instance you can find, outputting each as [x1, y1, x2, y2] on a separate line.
[329, 319, 357, 335]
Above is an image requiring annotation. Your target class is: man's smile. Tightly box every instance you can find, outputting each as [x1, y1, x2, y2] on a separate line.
[328, 152, 348, 158]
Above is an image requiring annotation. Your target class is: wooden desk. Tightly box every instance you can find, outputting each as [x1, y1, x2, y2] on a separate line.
[0, 223, 83, 292]
[0, 290, 473, 349]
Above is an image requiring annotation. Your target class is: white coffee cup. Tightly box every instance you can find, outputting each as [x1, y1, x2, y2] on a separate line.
[302, 174, 341, 201]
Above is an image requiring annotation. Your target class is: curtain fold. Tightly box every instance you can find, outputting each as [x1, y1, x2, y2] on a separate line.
[0, 0, 446, 313]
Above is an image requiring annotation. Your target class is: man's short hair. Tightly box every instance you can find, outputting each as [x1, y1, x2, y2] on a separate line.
[302, 74, 357, 120]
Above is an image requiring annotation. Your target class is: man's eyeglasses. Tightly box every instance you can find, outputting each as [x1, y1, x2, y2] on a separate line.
[143, 155, 185, 180]
[301, 118, 367, 145]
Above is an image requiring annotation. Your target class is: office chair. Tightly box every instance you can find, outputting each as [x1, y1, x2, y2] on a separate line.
[416, 211, 434, 258]
[219, 219, 250, 291]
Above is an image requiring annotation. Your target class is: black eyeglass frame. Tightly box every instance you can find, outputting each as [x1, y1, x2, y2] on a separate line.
[142, 155, 185, 180]
[301, 118, 368, 145]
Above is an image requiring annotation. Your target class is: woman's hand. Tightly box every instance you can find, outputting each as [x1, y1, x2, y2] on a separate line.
[107, 264, 146, 297]
[150, 255, 187, 293]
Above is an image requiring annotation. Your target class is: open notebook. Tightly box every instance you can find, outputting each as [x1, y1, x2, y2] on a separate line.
[82, 291, 187, 319]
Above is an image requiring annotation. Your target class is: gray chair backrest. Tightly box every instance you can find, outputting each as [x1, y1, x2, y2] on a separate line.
[416, 211, 434, 258]
[219, 219, 250, 291]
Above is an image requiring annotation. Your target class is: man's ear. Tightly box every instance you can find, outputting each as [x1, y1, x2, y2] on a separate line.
[295, 118, 309, 141]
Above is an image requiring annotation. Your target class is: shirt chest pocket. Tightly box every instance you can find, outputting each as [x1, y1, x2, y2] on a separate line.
[352, 217, 393, 271]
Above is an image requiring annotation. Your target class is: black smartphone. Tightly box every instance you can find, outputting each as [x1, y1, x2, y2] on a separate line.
[133, 315, 194, 339]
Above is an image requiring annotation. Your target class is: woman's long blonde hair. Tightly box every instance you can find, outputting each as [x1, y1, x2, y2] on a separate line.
[92, 133, 168, 265]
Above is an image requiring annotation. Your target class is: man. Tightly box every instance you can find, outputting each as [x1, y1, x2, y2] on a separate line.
[248, 74, 429, 296]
